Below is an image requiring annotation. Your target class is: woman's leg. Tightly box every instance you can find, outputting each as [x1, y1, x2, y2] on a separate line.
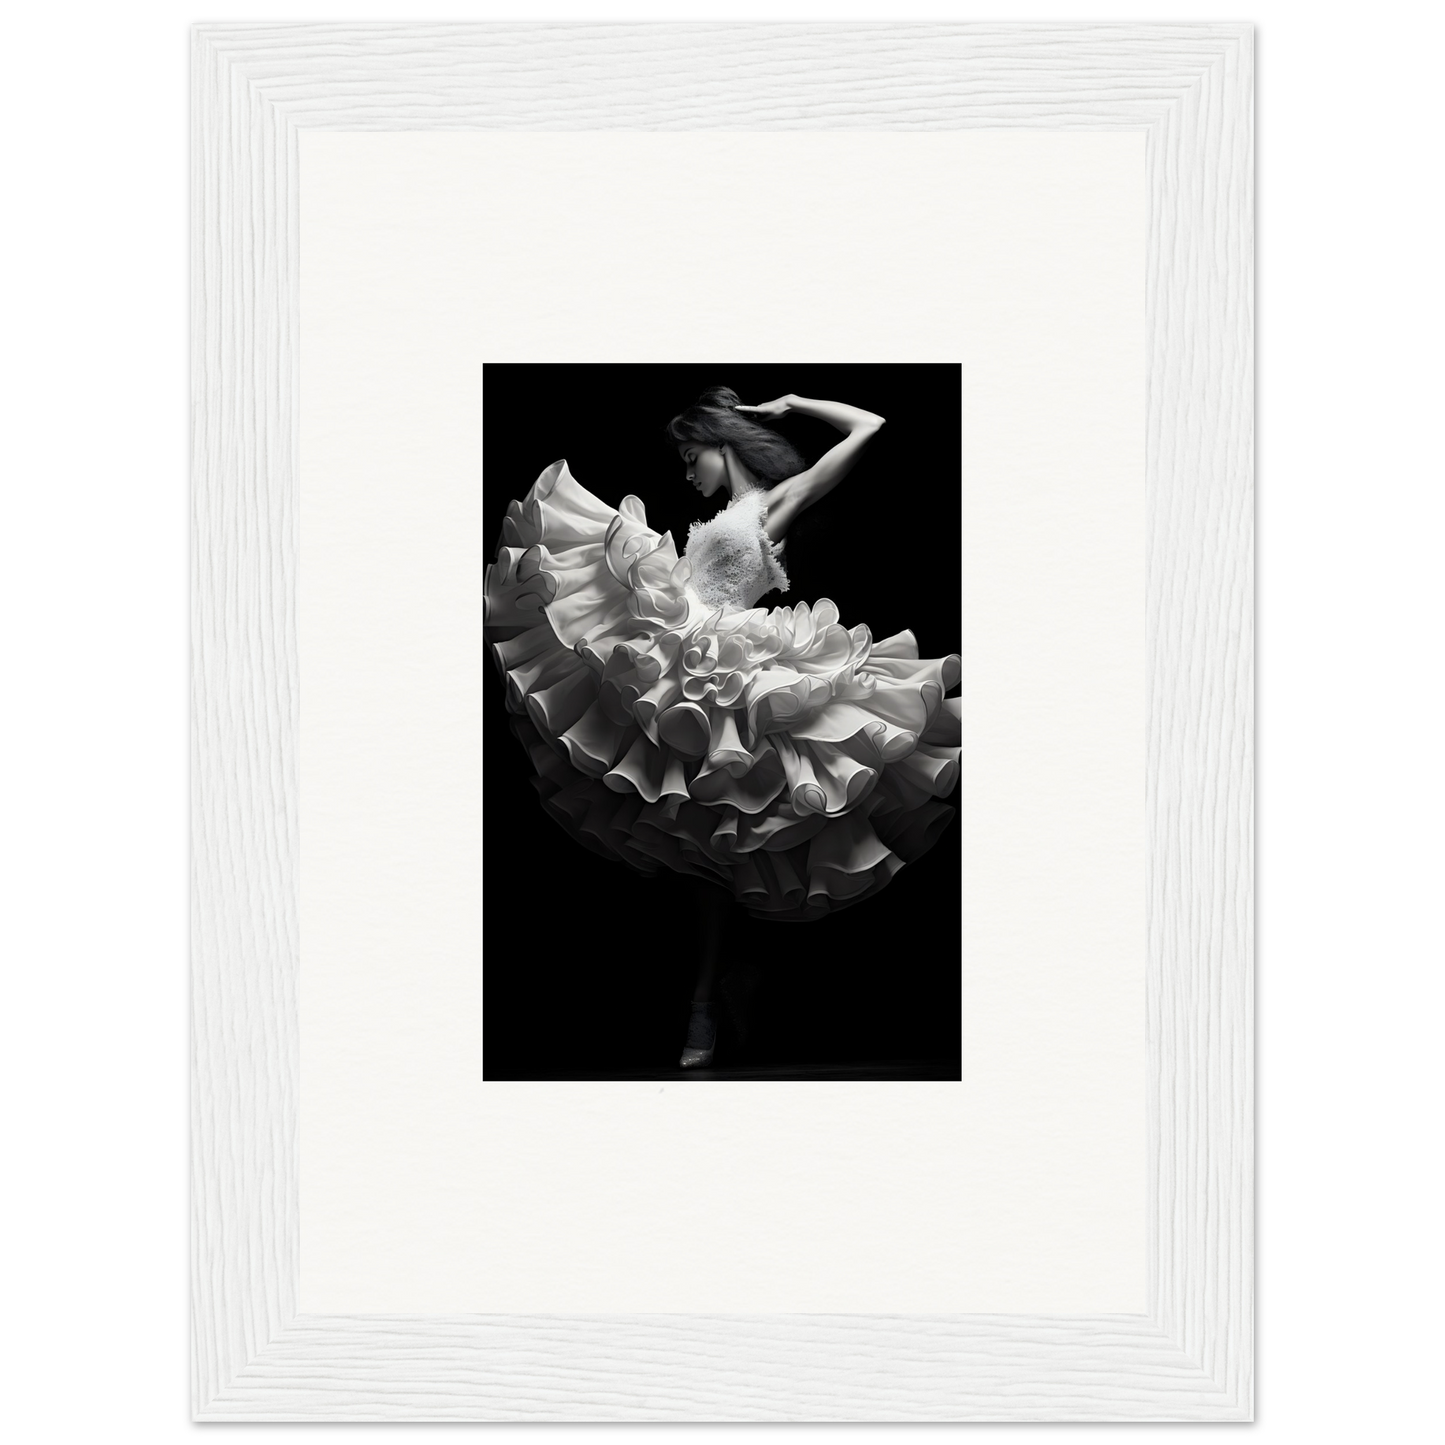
[679, 878, 732, 1067]
[719, 907, 763, 1049]
[689, 878, 728, 1003]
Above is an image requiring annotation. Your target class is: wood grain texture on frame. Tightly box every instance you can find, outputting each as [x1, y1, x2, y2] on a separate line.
[191, 21, 1252, 1421]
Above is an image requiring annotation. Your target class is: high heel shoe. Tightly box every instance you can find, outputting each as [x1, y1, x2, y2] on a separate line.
[678, 1000, 718, 1069]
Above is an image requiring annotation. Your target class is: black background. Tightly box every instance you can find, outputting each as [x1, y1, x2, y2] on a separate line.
[482, 364, 961, 1079]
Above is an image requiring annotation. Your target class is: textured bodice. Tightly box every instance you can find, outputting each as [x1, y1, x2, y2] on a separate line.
[683, 488, 790, 612]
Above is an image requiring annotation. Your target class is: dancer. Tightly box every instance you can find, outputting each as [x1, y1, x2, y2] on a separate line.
[484, 387, 960, 1068]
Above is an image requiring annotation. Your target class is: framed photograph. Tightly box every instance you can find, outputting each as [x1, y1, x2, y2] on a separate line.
[192, 21, 1253, 1420]
[482, 361, 962, 1082]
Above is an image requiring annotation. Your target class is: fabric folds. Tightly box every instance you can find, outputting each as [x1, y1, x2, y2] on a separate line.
[485, 459, 961, 921]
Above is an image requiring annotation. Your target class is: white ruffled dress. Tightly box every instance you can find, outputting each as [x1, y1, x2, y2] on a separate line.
[485, 460, 961, 921]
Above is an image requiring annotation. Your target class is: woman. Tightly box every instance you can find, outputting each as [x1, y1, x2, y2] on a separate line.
[484, 386, 961, 1068]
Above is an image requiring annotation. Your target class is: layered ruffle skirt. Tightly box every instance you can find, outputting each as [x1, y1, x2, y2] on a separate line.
[484, 461, 961, 921]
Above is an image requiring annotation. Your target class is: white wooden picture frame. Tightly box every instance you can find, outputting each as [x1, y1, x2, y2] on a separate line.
[191, 21, 1253, 1421]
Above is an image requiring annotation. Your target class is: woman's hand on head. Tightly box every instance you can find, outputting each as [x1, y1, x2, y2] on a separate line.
[733, 395, 794, 421]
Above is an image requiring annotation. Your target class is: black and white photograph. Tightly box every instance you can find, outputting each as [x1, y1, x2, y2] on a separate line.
[483, 364, 962, 1079]
[187, 38, 1230, 1414]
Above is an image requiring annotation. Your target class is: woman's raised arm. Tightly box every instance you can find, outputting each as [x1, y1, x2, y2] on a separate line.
[734, 394, 886, 542]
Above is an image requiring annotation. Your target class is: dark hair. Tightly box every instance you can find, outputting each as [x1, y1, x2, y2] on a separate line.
[664, 385, 806, 483]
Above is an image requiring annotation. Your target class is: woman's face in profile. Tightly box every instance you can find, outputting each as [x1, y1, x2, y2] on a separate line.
[679, 441, 727, 499]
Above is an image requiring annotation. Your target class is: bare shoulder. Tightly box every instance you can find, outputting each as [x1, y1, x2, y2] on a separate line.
[762, 469, 813, 509]
[760, 470, 816, 543]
